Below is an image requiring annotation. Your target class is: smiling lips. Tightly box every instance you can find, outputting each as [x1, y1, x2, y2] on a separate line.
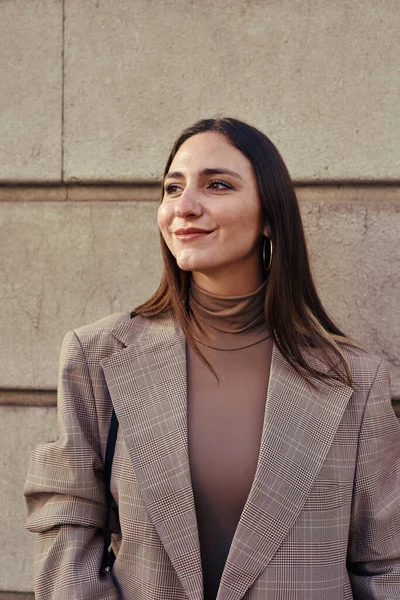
[174, 227, 212, 240]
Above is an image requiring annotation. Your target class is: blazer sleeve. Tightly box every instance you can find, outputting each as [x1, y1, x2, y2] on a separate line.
[347, 359, 400, 599]
[24, 330, 121, 600]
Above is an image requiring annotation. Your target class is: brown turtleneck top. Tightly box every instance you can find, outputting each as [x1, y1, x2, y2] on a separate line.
[187, 280, 273, 600]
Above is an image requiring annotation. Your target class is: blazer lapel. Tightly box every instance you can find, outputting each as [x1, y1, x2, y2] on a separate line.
[217, 344, 353, 600]
[100, 314, 203, 600]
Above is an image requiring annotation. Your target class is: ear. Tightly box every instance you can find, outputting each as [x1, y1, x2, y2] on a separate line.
[263, 222, 270, 237]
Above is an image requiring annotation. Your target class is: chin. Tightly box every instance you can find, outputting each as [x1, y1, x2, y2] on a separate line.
[175, 254, 207, 273]
[176, 260, 200, 273]
[174, 249, 223, 274]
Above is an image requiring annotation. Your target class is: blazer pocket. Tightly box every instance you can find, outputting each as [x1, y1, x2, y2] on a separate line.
[302, 482, 350, 511]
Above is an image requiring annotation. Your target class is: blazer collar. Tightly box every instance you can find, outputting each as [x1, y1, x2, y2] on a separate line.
[101, 314, 204, 600]
[217, 343, 353, 600]
[101, 314, 353, 600]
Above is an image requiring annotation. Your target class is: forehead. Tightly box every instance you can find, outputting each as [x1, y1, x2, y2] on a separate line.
[169, 132, 253, 176]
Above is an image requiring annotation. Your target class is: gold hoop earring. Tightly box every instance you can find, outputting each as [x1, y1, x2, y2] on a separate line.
[262, 237, 273, 271]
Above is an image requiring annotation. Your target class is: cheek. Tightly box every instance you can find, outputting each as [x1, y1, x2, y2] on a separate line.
[225, 204, 263, 236]
[157, 203, 171, 234]
[157, 204, 176, 255]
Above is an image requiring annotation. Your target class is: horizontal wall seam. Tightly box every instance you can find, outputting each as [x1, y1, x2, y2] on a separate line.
[0, 184, 160, 202]
[0, 390, 56, 407]
[0, 594, 34, 599]
[1, 180, 400, 187]
[1, 389, 399, 409]
[0, 184, 400, 203]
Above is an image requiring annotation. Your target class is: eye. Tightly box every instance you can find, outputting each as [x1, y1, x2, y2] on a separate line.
[164, 183, 182, 195]
[208, 179, 234, 191]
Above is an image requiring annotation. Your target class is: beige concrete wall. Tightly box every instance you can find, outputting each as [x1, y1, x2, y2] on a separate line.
[1, 188, 399, 393]
[0, 0, 399, 594]
[0, 197, 161, 389]
[62, 0, 400, 182]
[0, 1, 62, 182]
[1, 0, 399, 183]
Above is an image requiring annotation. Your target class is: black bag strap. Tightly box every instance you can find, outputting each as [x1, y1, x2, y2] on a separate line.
[101, 407, 119, 573]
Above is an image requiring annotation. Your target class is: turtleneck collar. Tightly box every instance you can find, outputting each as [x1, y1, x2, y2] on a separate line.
[188, 279, 270, 351]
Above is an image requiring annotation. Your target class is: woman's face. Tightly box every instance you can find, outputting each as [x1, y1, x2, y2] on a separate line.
[158, 132, 269, 294]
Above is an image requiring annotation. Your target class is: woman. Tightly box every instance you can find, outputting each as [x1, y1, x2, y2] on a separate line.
[25, 118, 400, 600]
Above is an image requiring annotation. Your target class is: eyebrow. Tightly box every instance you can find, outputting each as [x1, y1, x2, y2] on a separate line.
[164, 167, 243, 181]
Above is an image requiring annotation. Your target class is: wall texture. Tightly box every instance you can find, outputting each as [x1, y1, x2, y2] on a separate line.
[0, 0, 399, 595]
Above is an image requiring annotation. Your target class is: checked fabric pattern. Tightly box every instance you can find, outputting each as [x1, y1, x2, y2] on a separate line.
[25, 312, 400, 600]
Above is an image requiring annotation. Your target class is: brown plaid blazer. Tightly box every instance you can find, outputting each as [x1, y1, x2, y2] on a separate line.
[25, 312, 400, 600]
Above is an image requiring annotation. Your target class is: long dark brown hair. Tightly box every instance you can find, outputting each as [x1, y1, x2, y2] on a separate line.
[135, 117, 355, 386]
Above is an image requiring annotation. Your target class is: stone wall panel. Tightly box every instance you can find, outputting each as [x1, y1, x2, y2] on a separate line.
[64, 0, 400, 182]
[0, 1, 62, 182]
[0, 199, 161, 389]
[300, 188, 400, 389]
[0, 187, 399, 393]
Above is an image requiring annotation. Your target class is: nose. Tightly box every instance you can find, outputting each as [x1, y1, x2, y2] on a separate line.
[173, 185, 203, 218]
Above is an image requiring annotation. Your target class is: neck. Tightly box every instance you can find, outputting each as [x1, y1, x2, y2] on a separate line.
[189, 277, 269, 350]
[192, 267, 265, 297]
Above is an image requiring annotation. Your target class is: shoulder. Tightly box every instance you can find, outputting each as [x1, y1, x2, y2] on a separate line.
[60, 312, 133, 364]
[64, 311, 179, 362]
[73, 311, 131, 342]
[340, 343, 390, 391]
[341, 343, 383, 372]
